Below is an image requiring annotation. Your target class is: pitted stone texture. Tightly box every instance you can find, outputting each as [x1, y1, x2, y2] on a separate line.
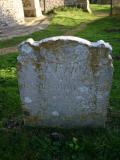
[17, 36, 113, 128]
[0, 0, 24, 26]
[40, 0, 64, 12]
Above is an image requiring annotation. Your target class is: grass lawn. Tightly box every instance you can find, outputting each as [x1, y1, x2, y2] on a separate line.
[0, 4, 120, 160]
[0, 127, 120, 160]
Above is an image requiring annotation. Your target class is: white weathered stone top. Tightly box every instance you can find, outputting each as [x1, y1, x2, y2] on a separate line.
[19, 36, 112, 51]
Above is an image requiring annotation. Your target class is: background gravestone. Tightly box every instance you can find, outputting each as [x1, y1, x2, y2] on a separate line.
[112, 0, 120, 15]
[22, 0, 42, 17]
[17, 36, 113, 127]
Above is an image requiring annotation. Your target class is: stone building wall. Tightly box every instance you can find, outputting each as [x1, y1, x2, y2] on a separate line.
[0, 0, 24, 27]
[65, 0, 88, 7]
[112, 0, 120, 15]
[40, 0, 64, 12]
[40, 0, 90, 12]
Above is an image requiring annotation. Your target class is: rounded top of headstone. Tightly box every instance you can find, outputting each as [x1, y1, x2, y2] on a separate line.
[18, 36, 112, 51]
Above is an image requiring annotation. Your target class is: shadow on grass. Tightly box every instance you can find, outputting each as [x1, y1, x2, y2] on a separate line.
[74, 15, 120, 55]
[0, 126, 120, 160]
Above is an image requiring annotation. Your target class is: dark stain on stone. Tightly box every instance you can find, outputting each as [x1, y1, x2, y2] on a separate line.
[25, 115, 41, 125]
[38, 74, 44, 80]
[32, 54, 45, 71]
[90, 48, 99, 73]
[27, 42, 40, 51]
[17, 62, 22, 71]
[39, 40, 80, 55]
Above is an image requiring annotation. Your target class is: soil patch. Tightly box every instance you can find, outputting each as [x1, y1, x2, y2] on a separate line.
[0, 46, 17, 55]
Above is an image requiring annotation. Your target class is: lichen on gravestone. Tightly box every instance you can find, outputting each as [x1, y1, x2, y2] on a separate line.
[17, 36, 113, 128]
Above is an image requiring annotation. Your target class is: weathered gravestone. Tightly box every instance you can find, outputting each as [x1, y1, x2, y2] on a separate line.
[17, 36, 113, 127]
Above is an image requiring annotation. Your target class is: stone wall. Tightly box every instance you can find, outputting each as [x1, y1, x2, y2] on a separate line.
[112, 0, 120, 15]
[65, 0, 89, 8]
[40, 0, 91, 12]
[40, 0, 64, 12]
[0, 0, 24, 27]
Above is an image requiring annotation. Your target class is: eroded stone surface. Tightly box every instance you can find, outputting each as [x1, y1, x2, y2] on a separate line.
[17, 36, 113, 127]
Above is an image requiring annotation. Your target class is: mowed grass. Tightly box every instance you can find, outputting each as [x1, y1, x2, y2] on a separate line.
[0, 5, 120, 160]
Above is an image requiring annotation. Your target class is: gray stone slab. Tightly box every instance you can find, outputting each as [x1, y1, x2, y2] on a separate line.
[17, 36, 113, 128]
